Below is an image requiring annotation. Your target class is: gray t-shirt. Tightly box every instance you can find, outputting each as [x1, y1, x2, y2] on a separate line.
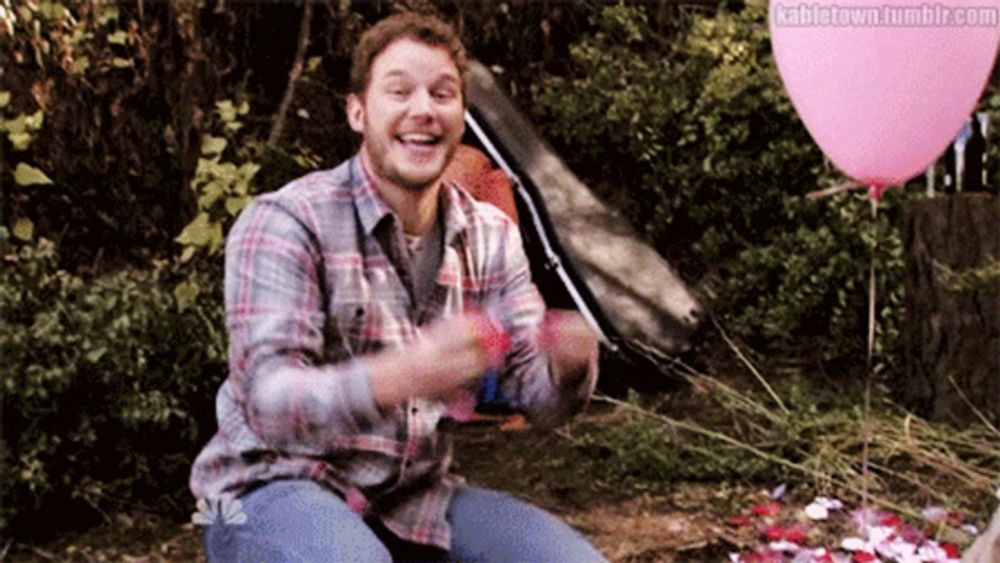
[403, 214, 444, 305]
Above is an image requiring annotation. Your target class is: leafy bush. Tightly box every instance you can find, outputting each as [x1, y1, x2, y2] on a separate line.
[0, 231, 226, 536]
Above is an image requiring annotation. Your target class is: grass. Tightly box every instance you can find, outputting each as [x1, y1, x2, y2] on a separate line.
[581, 333, 1000, 529]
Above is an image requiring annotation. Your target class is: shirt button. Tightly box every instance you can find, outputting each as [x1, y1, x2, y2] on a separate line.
[411, 406, 419, 415]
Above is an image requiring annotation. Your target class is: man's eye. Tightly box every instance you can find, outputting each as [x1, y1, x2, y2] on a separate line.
[434, 89, 457, 100]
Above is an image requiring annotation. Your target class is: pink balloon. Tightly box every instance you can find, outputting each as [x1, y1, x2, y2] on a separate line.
[769, 0, 999, 198]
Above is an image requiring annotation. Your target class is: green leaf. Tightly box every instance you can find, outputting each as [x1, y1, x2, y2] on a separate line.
[237, 101, 250, 115]
[70, 56, 91, 74]
[173, 279, 201, 312]
[14, 163, 53, 186]
[0, 91, 9, 109]
[107, 30, 127, 45]
[111, 57, 133, 68]
[179, 246, 197, 264]
[25, 110, 43, 130]
[296, 108, 310, 120]
[12, 218, 33, 241]
[98, 6, 119, 26]
[4, 114, 26, 135]
[85, 347, 107, 363]
[197, 181, 225, 209]
[216, 100, 236, 122]
[238, 162, 261, 180]
[201, 135, 227, 157]
[39, 1, 69, 21]
[225, 195, 254, 216]
[9, 132, 34, 151]
[175, 213, 213, 247]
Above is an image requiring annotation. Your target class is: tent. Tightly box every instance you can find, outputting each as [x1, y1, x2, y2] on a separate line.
[453, 61, 703, 386]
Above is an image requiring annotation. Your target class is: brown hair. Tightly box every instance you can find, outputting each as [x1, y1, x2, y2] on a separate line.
[349, 13, 468, 98]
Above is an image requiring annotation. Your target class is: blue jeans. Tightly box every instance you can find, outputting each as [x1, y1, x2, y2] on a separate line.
[202, 479, 606, 562]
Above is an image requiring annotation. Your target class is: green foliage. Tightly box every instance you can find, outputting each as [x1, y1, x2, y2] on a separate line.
[935, 256, 1000, 295]
[0, 230, 226, 534]
[176, 99, 259, 261]
[584, 408, 776, 487]
[717, 193, 906, 376]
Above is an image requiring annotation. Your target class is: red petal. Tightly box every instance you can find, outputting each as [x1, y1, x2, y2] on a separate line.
[751, 501, 782, 516]
[763, 525, 786, 540]
[727, 515, 752, 527]
[784, 527, 807, 542]
[853, 552, 877, 563]
[942, 543, 961, 558]
[880, 514, 903, 527]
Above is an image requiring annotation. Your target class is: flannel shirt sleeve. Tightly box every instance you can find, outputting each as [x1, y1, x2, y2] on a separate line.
[494, 221, 598, 429]
[224, 198, 385, 455]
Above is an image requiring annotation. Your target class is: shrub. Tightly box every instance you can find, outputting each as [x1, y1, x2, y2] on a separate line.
[0, 230, 226, 536]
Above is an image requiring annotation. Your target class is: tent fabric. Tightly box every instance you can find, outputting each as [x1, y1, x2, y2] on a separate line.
[465, 61, 702, 355]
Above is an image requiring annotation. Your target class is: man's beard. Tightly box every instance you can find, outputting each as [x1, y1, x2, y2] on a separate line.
[365, 139, 458, 193]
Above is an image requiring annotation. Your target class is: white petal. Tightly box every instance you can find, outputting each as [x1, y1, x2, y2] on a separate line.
[841, 537, 867, 551]
[921, 505, 948, 523]
[868, 525, 895, 545]
[961, 523, 980, 536]
[768, 540, 800, 552]
[805, 503, 829, 520]
[771, 483, 788, 500]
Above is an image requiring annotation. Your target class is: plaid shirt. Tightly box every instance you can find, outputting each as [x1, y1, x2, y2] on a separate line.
[189, 155, 592, 550]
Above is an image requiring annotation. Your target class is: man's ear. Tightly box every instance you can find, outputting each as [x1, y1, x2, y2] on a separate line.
[346, 93, 365, 134]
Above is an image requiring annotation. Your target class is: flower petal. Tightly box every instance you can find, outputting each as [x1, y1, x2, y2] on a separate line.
[841, 537, 867, 551]
[921, 505, 948, 523]
[805, 503, 829, 521]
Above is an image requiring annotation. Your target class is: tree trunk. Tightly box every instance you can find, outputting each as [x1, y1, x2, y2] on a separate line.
[901, 193, 1000, 427]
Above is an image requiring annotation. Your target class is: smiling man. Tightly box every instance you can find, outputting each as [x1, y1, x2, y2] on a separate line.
[190, 12, 606, 562]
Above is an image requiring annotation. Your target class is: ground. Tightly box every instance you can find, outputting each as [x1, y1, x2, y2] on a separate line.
[3, 404, 755, 562]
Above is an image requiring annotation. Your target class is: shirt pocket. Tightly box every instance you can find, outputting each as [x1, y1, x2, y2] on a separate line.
[330, 297, 415, 360]
[330, 299, 380, 358]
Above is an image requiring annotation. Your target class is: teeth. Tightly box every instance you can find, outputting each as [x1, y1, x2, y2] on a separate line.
[400, 133, 437, 144]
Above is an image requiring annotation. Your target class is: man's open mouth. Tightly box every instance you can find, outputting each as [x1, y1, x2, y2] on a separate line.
[397, 133, 442, 146]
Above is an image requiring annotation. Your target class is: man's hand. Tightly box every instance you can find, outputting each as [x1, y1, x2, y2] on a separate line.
[538, 310, 599, 396]
[369, 313, 506, 408]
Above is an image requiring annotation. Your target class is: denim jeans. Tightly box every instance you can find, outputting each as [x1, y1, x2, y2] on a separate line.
[202, 479, 607, 562]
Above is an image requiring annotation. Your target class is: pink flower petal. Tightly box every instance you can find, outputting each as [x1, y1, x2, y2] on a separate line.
[921, 505, 948, 523]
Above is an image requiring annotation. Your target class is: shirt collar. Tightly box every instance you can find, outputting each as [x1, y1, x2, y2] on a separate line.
[352, 155, 394, 237]
[352, 153, 470, 244]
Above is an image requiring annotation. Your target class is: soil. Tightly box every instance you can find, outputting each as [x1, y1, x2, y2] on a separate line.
[2, 404, 753, 562]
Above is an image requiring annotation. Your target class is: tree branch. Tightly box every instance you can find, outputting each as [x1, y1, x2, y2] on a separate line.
[267, 0, 313, 149]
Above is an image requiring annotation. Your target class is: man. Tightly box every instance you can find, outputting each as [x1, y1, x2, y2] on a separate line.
[190, 12, 606, 562]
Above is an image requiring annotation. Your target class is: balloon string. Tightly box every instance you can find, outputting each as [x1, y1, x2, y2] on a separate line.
[861, 194, 878, 519]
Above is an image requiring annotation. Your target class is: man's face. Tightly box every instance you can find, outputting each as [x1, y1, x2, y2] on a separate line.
[347, 38, 465, 192]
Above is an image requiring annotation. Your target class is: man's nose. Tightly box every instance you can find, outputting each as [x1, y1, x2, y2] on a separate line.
[408, 89, 434, 117]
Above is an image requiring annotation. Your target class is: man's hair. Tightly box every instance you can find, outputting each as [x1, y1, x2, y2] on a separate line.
[349, 12, 468, 98]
